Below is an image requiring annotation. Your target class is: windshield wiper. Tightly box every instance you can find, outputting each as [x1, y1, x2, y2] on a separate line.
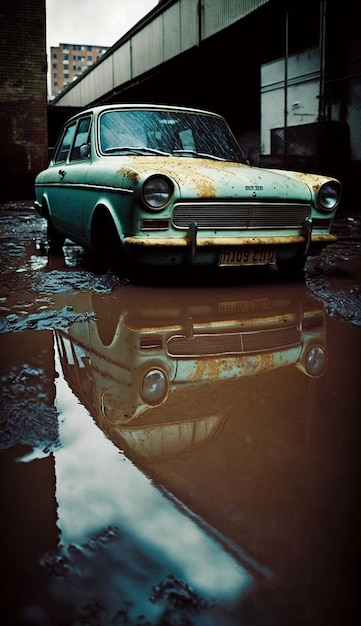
[104, 146, 171, 156]
[172, 149, 227, 161]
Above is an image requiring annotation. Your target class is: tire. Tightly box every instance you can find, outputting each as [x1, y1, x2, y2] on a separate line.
[92, 211, 128, 277]
[47, 217, 65, 254]
[91, 293, 120, 346]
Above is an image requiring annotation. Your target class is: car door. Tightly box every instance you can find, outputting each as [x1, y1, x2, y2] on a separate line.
[48, 116, 91, 239]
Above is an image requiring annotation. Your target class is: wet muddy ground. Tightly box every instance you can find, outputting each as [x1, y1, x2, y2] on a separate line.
[0, 201, 360, 626]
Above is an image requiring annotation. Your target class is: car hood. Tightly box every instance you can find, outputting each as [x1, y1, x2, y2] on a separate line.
[114, 156, 313, 201]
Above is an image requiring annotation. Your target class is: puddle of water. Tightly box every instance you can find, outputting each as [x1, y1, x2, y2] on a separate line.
[1, 281, 360, 625]
[0, 327, 256, 626]
[49, 340, 254, 621]
[1, 204, 360, 625]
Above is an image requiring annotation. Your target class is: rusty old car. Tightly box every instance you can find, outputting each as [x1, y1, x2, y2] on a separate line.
[34, 104, 341, 277]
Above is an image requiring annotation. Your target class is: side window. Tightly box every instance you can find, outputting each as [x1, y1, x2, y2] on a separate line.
[53, 123, 76, 163]
[70, 117, 92, 161]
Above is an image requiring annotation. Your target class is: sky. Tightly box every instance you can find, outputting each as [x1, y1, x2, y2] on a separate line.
[46, 0, 159, 50]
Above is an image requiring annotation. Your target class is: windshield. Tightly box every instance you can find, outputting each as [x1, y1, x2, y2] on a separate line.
[98, 109, 245, 162]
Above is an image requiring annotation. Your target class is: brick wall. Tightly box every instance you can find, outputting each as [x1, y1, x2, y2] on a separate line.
[0, 0, 48, 200]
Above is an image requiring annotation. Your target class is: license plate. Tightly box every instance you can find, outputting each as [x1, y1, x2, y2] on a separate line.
[219, 247, 277, 266]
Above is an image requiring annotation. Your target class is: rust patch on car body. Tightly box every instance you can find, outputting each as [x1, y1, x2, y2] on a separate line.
[273, 169, 338, 193]
[171, 158, 219, 197]
[124, 156, 222, 197]
[189, 352, 278, 382]
[195, 177, 217, 198]
[288, 171, 325, 192]
[117, 167, 140, 185]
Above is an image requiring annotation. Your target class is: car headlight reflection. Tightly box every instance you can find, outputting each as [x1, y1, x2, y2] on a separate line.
[142, 175, 173, 210]
[317, 181, 341, 211]
[304, 345, 327, 378]
[141, 368, 168, 405]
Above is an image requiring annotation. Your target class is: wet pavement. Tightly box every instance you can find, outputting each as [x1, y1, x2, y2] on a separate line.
[0, 201, 360, 626]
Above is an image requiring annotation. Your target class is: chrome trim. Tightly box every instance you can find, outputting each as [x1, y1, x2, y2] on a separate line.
[187, 221, 198, 261]
[301, 216, 313, 255]
[34, 182, 133, 194]
[167, 326, 301, 358]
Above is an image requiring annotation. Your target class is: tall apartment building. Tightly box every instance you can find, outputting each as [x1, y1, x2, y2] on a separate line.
[50, 42, 109, 98]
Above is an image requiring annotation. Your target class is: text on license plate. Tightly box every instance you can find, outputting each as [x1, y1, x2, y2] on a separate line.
[219, 247, 277, 266]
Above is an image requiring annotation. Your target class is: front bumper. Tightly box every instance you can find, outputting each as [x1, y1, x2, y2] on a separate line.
[123, 231, 337, 267]
[124, 233, 337, 247]
[123, 233, 337, 267]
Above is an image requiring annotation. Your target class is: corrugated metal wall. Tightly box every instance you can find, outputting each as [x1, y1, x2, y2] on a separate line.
[202, 0, 270, 38]
[52, 0, 270, 107]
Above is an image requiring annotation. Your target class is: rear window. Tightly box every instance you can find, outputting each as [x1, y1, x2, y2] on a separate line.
[70, 117, 91, 161]
[53, 123, 77, 163]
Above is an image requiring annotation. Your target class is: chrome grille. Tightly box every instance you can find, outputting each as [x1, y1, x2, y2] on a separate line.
[172, 202, 311, 230]
[167, 326, 301, 357]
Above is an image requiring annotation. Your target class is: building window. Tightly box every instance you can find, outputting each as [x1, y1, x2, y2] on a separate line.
[52, 63, 57, 69]
[87, 46, 92, 51]
[52, 53, 57, 59]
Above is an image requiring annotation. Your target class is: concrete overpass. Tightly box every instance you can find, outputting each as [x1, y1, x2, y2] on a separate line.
[48, 0, 359, 204]
[51, 0, 272, 110]
[48, 0, 300, 156]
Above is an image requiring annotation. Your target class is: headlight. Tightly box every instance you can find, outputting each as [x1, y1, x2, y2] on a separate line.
[140, 368, 168, 405]
[142, 175, 173, 210]
[296, 344, 327, 378]
[317, 181, 341, 211]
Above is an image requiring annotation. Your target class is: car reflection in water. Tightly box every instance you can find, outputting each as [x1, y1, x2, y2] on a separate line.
[53, 283, 339, 621]
[55, 283, 326, 457]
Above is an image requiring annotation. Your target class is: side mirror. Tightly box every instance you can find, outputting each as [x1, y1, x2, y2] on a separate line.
[80, 144, 91, 159]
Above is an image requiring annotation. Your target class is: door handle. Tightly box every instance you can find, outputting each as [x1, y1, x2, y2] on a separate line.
[58, 169, 66, 179]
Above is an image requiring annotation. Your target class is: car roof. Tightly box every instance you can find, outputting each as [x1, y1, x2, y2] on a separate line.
[67, 103, 224, 123]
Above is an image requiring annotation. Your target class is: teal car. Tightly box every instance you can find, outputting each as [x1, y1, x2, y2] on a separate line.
[34, 104, 341, 276]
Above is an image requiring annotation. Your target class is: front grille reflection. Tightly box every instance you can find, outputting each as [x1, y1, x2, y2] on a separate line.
[167, 326, 301, 357]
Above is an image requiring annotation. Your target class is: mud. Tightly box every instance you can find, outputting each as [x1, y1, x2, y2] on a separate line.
[0, 201, 360, 626]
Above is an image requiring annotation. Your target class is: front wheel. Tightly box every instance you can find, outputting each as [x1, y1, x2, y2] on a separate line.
[47, 217, 65, 254]
[92, 211, 129, 277]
